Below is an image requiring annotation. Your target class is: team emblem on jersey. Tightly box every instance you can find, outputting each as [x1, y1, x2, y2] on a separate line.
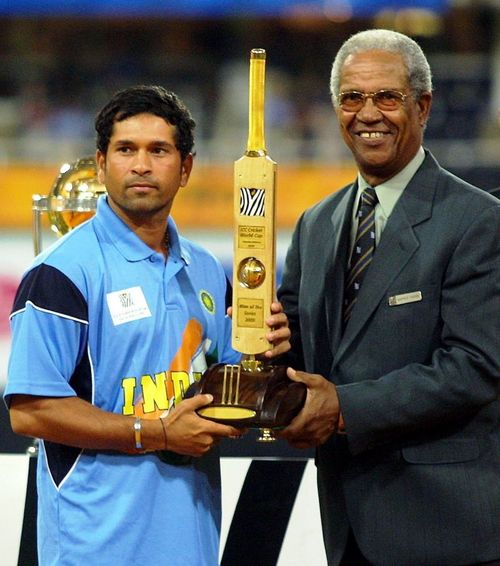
[199, 290, 215, 314]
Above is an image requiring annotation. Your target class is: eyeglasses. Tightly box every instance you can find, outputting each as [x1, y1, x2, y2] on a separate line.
[337, 89, 408, 112]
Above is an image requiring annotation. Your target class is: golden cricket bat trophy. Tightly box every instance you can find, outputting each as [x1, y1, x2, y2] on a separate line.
[190, 49, 306, 440]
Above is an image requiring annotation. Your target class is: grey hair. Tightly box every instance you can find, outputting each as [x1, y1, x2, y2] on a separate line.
[330, 29, 433, 107]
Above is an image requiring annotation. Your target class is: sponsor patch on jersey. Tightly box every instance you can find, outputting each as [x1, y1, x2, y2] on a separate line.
[199, 290, 215, 314]
[106, 286, 152, 326]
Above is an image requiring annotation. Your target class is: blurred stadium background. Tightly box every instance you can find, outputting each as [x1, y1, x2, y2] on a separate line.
[2, 0, 500, 452]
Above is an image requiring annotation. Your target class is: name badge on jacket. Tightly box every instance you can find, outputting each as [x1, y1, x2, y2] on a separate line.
[388, 291, 422, 307]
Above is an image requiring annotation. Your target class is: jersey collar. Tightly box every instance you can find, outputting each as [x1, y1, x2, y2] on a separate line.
[94, 196, 190, 265]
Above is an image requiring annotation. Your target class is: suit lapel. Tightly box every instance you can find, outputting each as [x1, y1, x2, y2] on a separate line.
[324, 186, 356, 360]
[332, 152, 438, 366]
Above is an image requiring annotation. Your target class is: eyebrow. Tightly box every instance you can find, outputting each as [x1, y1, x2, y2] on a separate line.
[113, 139, 175, 148]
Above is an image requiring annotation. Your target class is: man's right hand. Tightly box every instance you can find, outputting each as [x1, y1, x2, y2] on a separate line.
[160, 394, 243, 457]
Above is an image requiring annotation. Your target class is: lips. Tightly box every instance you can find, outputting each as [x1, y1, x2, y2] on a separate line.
[127, 181, 158, 190]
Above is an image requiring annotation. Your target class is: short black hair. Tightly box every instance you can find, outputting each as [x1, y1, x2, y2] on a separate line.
[95, 85, 195, 160]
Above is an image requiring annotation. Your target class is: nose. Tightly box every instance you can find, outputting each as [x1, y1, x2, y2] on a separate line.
[131, 149, 152, 175]
[356, 96, 382, 121]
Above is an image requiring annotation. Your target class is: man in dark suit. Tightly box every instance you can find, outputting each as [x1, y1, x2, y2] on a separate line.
[278, 29, 500, 566]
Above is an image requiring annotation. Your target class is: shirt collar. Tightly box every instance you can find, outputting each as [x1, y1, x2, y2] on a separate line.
[356, 146, 425, 218]
[93, 196, 190, 265]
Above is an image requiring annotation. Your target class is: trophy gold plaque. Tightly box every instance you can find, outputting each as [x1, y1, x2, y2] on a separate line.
[190, 49, 306, 440]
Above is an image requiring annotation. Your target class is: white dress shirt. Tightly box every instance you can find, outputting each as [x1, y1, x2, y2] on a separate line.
[349, 147, 426, 258]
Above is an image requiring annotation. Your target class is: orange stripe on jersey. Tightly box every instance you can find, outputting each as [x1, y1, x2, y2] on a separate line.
[133, 318, 204, 419]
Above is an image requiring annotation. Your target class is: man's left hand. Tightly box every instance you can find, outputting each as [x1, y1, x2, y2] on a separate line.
[227, 301, 291, 358]
[277, 368, 340, 449]
[263, 301, 291, 358]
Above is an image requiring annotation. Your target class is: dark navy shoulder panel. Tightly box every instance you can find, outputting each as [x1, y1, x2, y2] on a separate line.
[44, 441, 83, 487]
[13, 263, 88, 321]
[69, 348, 93, 404]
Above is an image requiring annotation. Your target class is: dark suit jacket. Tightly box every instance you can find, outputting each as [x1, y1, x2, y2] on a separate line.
[489, 186, 500, 199]
[278, 151, 500, 566]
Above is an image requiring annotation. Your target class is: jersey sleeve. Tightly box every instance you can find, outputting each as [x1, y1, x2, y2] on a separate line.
[4, 264, 89, 405]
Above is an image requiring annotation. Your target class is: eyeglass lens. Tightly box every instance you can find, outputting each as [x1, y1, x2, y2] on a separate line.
[339, 90, 405, 111]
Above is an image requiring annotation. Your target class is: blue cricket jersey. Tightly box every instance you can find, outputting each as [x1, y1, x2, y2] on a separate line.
[5, 196, 240, 565]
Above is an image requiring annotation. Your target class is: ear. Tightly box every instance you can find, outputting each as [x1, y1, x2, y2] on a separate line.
[417, 92, 432, 128]
[180, 153, 193, 188]
[95, 150, 106, 184]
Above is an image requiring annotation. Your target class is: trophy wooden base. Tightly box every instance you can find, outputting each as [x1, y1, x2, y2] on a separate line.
[187, 362, 306, 430]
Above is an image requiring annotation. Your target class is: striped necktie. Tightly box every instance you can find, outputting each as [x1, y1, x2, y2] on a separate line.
[343, 187, 378, 325]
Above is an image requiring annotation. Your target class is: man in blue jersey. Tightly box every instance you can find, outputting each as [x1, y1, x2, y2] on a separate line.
[5, 85, 291, 566]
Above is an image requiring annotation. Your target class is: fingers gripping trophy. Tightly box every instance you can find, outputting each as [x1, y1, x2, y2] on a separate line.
[189, 49, 306, 441]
